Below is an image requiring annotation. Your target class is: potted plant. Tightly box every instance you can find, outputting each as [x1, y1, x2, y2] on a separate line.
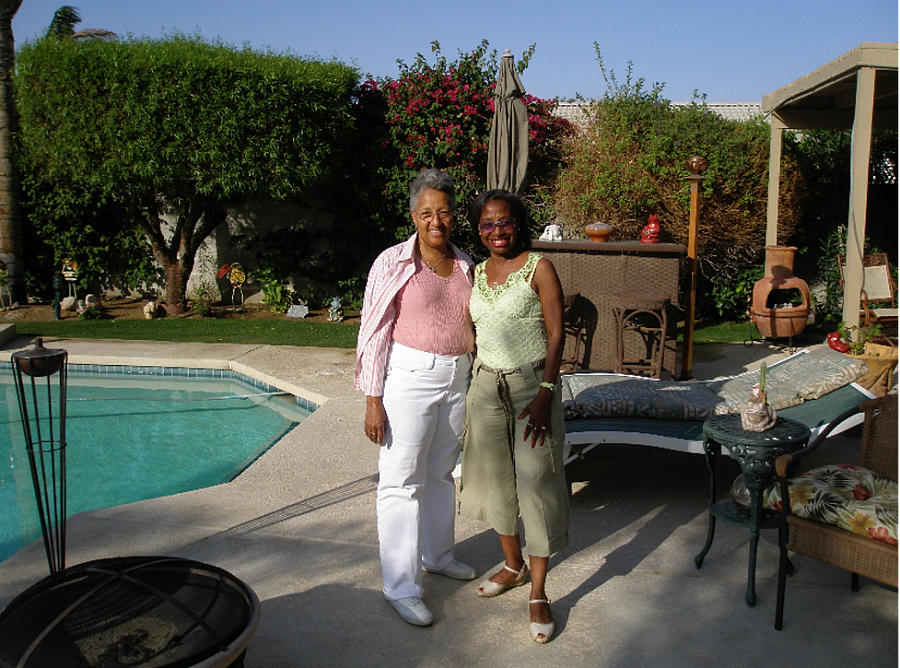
[830, 322, 898, 397]
[740, 362, 776, 432]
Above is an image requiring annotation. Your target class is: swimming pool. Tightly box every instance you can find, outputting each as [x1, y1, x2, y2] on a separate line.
[0, 364, 312, 562]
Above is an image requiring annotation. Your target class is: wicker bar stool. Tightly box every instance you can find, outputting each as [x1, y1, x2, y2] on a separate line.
[612, 292, 670, 378]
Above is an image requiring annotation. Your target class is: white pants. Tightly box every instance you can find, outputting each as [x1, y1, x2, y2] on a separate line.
[378, 341, 472, 600]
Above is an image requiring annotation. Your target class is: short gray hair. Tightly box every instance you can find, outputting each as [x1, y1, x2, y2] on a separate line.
[409, 168, 456, 212]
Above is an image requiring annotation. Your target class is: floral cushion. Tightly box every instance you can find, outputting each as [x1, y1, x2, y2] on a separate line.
[561, 347, 868, 421]
[762, 465, 898, 545]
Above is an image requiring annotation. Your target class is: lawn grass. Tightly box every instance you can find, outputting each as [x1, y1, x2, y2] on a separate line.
[13, 316, 826, 348]
[679, 319, 831, 345]
[679, 320, 759, 344]
[15, 318, 360, 348]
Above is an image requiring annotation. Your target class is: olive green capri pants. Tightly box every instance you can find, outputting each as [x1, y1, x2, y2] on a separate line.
[458, 358, 569, 557]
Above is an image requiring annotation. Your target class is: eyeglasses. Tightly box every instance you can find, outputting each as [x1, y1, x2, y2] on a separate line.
[416, 209, 453, 223]
[478, 219, 517, 234]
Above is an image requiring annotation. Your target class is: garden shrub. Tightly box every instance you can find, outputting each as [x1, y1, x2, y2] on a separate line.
[796, 129, 897, 324]
[710, 265, 764, 321]
[358, 41, 573, 254]
[554, 47, 805, 314]
[16, 34, 359, 305]
[814, 224, 895, 325]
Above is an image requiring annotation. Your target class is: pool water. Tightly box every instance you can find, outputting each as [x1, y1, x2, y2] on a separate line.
[0, 367, 309, 562]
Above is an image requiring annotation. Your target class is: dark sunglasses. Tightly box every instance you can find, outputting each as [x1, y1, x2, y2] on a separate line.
[478, 219, 517, 234]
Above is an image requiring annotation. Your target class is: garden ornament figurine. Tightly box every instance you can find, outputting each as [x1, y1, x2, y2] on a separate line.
[827, 330, 851, 353]
[740, 363, 777, 432]
[641, 214, 660, 243]
[286, 304, 309, 319]
[61, 258, 79, 299]
[539, 224, 562, 241]
[327, 296, 343, 322]
[217, 262, 246, 309]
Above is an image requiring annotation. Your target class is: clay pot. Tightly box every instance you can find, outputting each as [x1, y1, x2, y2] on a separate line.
[161, 303, 187, 316]
[740, 400, 777, 432]
[750, 246, 811, 339]
[584, 223, 615, 242]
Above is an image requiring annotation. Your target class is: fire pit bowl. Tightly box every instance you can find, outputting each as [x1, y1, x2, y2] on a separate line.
[0, 556, 260, 668]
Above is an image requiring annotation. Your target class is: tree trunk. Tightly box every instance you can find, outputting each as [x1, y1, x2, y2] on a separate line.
[0, 0, 23, 303]
[135, 194, 227, 306]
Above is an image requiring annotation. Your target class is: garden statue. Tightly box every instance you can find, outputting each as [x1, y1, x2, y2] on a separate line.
[539, 224, 562, 241]
[641, 214, 660, 243]
[826, 330, 851, 353]
[217, 262, 246, 309]
[61, 258, 79, 298]
[286, 304, 309, 319]
[327, 296, 344, 322]
[740, 363, 777, 432]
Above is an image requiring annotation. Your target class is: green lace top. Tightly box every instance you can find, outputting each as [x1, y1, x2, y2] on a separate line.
[470, 252, 547, 370]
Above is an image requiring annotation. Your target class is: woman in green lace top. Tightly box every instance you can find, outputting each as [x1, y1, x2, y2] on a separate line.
[459, 190, 570, 644]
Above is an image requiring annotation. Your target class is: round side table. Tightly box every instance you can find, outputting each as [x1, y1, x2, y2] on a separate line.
[694, 413, 810, 606]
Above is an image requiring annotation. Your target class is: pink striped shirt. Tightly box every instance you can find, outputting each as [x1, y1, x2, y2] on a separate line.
[355, 234, 474, 396]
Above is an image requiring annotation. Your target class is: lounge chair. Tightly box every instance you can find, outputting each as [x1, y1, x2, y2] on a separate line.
[838, 253, 898, 330]
[562, 347, 875, 466]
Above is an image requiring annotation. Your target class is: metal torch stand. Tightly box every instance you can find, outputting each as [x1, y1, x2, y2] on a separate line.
[11, 338, 69, 575]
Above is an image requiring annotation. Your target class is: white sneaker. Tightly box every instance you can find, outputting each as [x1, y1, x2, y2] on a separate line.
[423, 559, 477, 581]
[388, 596, 434, 626]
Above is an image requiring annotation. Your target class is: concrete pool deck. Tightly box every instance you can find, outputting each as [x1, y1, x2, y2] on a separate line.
[0, 330, 896, 667]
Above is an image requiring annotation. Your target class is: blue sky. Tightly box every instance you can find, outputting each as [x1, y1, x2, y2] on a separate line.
[11, 0, 898, 102]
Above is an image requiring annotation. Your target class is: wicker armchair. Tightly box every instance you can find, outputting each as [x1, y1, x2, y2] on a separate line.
[773, 395, 898, 630]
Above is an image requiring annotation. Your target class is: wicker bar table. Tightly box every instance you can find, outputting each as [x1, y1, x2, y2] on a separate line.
[694, 414, 810, 607]
[533, 240, 685, 375]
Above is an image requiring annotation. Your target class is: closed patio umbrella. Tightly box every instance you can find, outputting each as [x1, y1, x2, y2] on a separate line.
[487, 49, 529, 194]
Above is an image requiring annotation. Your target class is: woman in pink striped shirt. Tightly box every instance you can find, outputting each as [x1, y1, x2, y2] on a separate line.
[355, 168, 476, 627]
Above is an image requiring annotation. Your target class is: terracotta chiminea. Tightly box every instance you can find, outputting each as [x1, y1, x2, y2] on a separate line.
[750, 246, 811, 339]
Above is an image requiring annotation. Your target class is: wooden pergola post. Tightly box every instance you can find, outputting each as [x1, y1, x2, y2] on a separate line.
[842, 67, 877, 334]
[761, 44, 897, 342]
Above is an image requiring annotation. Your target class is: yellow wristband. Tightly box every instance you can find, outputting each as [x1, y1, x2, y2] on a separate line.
[539, 381, 555, 391]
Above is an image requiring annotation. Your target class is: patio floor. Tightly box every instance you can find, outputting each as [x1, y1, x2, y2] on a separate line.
[0, 330, 896, 667]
